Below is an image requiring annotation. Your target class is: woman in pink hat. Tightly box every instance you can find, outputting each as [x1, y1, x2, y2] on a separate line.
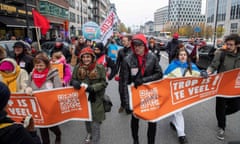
[0, 58, 28, 92]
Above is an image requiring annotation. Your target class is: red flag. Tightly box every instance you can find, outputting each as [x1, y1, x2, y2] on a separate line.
[32, 9, 50, 35]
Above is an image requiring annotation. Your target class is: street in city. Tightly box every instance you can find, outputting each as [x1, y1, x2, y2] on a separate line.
[48, 52, 240, 144]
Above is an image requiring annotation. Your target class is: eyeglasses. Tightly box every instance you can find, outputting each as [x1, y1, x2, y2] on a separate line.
[226, 43, 235, 46]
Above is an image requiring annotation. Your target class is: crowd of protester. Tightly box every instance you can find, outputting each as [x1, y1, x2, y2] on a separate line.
[0, 32, 239, 144]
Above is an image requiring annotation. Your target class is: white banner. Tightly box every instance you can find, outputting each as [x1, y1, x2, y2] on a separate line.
[100, 9, 118, 45]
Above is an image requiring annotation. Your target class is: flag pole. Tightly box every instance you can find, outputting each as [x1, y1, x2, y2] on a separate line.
[35, 27, 42, 51]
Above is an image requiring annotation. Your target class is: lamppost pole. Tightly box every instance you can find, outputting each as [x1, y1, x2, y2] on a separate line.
[178, 3, 181, 33]
[80, 0, 83, 35]
[213, 0, 219, 48]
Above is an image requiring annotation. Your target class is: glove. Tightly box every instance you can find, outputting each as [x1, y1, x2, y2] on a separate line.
[70, 80, 81, 90]
[25, 87, 33, 95]
[86, 86, 94, 93]
[134, 78, 143, 88]
[200, 70, 208, 78]
[86, 86, 96, 103]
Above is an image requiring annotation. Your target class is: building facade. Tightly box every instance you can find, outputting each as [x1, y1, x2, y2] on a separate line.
[154, 6, 168, 34]
[39, 0, 69, 40]
[206, 0, 240, 36]
[168, 0, 205, 32]
[0, 0, 37, 40]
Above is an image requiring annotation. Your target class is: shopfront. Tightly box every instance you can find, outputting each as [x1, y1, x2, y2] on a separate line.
[0, 2, 36, 40]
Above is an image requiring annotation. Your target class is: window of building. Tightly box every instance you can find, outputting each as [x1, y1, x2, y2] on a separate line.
[230, 23, 238, 33]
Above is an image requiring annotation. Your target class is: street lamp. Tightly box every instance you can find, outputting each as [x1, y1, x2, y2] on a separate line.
[213, 0, 219, 48]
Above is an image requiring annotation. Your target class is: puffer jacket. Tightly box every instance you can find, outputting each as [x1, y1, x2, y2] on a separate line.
[120, 34, 163, 109]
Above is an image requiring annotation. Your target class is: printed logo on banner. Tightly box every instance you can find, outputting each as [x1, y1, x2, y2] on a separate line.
[7, 96, 43, 120]
[139, 87, 160, 113]
[235, 72, 240, 88]
[170, 74, 222, 105]
[58, 92, 81, 113]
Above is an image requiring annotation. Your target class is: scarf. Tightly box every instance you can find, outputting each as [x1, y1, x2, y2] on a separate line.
[137, 55, 146, 75]
[78, 62, 97, 79]
[32, 68, 49, 88]
[0, 66, 20, 92]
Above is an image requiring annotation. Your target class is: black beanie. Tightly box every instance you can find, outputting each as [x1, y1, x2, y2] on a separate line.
[0, 82, 10, 111]
[94, 42, 104, 52]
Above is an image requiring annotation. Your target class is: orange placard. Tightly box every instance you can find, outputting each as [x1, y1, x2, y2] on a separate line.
[129, 68, 240, 122]
[6, 87, 91, 127]
[51, 63, 64, 80]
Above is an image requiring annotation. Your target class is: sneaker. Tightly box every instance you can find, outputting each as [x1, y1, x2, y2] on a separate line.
[84, 133, 92, 144]
[216, 128, 225, 140]
[178, 136, 188, 144]
[170, 122, 177, 132]
[118, 106, 124, 113]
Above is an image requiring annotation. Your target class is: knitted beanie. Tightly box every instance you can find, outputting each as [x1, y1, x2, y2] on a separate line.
[0, 61, 14, 71]
[0, 82, 10, 110]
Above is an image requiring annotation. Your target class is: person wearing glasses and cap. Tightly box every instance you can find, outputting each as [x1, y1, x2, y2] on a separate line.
[121, 33, 163, 144]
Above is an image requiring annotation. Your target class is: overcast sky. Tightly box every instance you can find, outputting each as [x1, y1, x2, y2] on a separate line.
[110, 0, 206, 28]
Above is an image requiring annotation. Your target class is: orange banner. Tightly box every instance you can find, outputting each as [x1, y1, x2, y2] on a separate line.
[51, 63, 64, 80]
[6, 87, 91, 128]
[129, 68, 240, 122]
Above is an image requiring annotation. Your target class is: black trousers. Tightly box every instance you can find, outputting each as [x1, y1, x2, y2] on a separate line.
[118, 80, 125, 107]
[216, 97, 240, 130]
[131, 115, 156, 144]
[40, 126, 61, 144]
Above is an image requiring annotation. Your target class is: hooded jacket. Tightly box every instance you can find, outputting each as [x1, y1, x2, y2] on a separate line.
[0, 58, 29, 92]
[120, 34, 163, 109]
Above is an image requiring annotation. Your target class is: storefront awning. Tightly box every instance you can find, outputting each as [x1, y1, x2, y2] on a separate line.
[0, 16, 34, 28]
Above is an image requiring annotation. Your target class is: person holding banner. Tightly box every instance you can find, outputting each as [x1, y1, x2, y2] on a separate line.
[25, 55, 62, 144]
[0, 82, 41, 144]
[121, 33, 163, 144]
[70, 47, 107, 144]
[207, 34, 240, 140]
[164, 47, 203, 144]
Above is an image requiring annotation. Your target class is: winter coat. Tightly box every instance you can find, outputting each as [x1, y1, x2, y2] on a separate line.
[72, 63, 107, 122]
[27, 68, 62, 91]
[0, 58, 29, 93]
[164, 60, 200, 78]
[149, 44, 161, 62]
[115, 46, 132, 75]
[11, 53, 34, 74]
[121, 34, 163, 109]
[0, 111, 37, 144]
[96, 54, 116, 80]
[166, 39, 180, 62]
[107, 43, 118, 62]
[207, 49, 240, 73]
